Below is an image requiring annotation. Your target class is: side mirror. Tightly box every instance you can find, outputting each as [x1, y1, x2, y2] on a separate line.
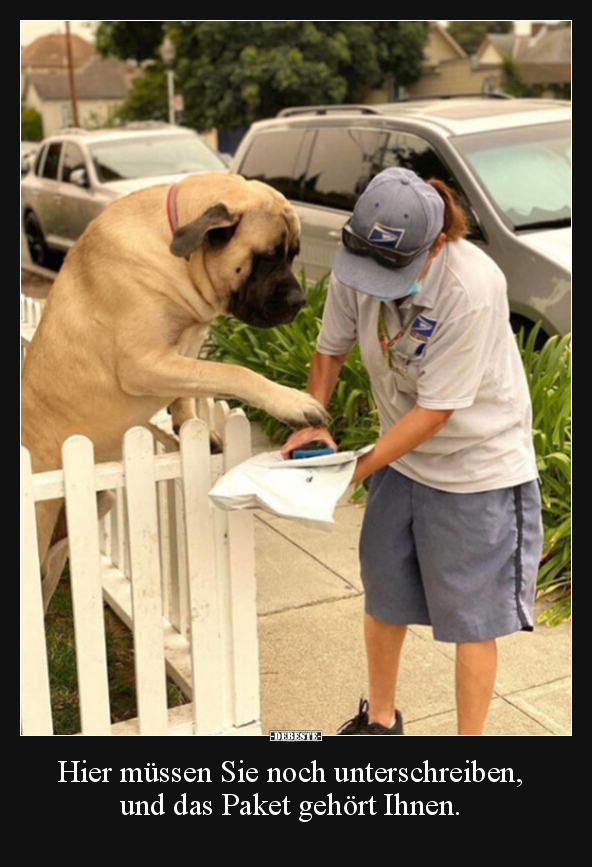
[21, 158, 31, 177]
[69, 167, 90, 188]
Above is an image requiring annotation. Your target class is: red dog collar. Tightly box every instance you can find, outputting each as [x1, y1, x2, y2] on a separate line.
[166, 183, 179, 233]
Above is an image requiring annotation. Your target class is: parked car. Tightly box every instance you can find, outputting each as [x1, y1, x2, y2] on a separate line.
[21, 141, 39, 176]
[231, 97, 571, 337]
[21, 123, 227, 268]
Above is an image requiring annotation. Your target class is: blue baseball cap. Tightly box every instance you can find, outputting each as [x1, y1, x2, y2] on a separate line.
[333, 168, 445, 300]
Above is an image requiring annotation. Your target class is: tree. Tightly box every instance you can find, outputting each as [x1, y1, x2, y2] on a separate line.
[116, 64, 168, 122]
[99, 21, 429, 131]
[175, 21, 429, 130]
[448, 20, 513, 55]
[96, 21, 164, 61]
[502, 56, 541, 97]
[21, 106, 43, 141]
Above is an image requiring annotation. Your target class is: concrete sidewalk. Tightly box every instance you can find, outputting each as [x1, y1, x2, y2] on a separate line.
[251, 432, 571, 736]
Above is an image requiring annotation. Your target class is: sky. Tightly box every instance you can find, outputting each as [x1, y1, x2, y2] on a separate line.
[20, 20, 564, 47]
[441, 20, 561, 34]
[21, 20, 98, 46]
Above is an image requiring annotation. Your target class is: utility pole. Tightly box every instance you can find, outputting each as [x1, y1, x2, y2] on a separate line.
[160, 36, 177, 125]
[65, 21, 79, 127]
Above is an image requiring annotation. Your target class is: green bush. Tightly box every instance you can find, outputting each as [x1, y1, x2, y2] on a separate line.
[21, 106, 43, 141]
[207, 276, 571, 623]
[517, 325, 571, 625]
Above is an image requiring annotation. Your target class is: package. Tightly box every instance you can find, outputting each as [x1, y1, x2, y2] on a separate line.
[209, 447, 373, 527]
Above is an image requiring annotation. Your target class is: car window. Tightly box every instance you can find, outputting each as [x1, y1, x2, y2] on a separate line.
[381, 130, 482, 240]
[381, 131, 456, 185]
[453, 122, 571, 231]
[302, 128, 386, 211]
[42, 142, 62, 181]
[61, 142, 87, 184]
[34, 144, 47, 177]
[239, 129, 312, 200]
[89, 134, 224, 182]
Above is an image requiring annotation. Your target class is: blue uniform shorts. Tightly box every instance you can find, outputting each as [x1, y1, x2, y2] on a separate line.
[359, 467, 544, 643]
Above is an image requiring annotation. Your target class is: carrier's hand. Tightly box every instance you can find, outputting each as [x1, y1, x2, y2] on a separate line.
[280, 426, 337, 459]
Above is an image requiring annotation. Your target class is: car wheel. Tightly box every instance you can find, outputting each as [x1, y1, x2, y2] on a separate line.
[24, 212, 48, 267]
[510, 314, 549, 351]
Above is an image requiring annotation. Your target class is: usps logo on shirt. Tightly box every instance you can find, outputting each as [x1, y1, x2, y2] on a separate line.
[368, 223, 405, 249]
[410, 314, 438, 356]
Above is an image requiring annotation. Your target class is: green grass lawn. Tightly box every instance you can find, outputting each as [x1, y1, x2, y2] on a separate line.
[45, 570, 186, 735]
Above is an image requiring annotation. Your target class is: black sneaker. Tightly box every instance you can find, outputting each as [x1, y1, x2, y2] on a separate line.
[337, 699, 404, 735]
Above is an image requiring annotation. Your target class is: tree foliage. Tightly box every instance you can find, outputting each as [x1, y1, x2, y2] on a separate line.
[98, 21, 429, 131]
[116, 64, 168, 122]
[95, 21, 164, 61]
[448, 20, 513, 54]
[21, 106, 43, 141]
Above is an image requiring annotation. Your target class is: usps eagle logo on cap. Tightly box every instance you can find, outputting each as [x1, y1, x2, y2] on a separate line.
[368, 223, 405, 250]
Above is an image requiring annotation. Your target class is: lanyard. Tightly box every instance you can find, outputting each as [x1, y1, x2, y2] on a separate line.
[378, 301, 424, 371]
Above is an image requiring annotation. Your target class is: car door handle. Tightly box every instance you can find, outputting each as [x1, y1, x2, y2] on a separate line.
[328, 230, 342, 239]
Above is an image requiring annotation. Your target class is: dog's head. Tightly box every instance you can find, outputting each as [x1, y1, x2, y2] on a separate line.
[169, 175, 305, 328]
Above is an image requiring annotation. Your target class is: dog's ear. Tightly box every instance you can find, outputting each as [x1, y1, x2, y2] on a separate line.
[170, 204, 241, 260]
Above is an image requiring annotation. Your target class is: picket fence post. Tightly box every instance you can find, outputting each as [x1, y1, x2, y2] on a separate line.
[62, 436, 112, 735]
[20, 447, 53, 735]
[123, 427, 169, 735]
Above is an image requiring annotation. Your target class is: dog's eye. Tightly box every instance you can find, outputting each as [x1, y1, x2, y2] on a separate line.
[261, 245, 284, 264]
[208, 224, 238, 249]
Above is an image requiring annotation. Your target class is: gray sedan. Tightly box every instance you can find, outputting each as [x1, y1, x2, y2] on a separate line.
[21, 123, 226, 268]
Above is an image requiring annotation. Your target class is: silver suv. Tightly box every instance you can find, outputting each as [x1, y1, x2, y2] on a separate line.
[21, 123, 226, 268]
[232, 98, 571, 337]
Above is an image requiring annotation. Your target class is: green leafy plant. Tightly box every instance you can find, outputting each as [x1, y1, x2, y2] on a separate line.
[207, 278, 571, 623]
[517, 324, 571, 625]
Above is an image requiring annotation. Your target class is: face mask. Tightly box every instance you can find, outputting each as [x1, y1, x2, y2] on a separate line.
[377, 281, 420, 303]
[376, 277, 422, 303]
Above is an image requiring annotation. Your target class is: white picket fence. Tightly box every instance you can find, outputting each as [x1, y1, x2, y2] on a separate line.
[21, 295, 260, 736]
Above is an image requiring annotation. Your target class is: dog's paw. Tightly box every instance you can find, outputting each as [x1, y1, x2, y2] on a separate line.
[270, 387, 329, 429]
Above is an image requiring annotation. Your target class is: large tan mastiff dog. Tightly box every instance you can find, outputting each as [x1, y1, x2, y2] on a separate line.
[21, 173, 327, 607]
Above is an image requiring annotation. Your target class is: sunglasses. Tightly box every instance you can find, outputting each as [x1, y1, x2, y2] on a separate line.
[342, 220, 432, 270]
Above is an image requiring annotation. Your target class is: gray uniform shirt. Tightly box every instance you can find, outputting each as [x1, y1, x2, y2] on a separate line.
[317, 239, 539, 493]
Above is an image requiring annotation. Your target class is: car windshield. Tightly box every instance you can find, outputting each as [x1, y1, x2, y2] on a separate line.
[453, 121, 571, 231]
[89, 134, 224, 182]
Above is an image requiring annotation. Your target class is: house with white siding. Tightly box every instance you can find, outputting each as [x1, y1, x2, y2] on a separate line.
[21, 34, 131, 136]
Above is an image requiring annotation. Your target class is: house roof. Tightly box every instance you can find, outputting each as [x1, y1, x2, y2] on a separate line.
[520, 27, 571, 84]
[477, 33, 531, 61]
[522, 27, 571, 65]
[486, 34, 516, 56]
[21, 33, 94, 69]
[26, 57, 130, 101]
